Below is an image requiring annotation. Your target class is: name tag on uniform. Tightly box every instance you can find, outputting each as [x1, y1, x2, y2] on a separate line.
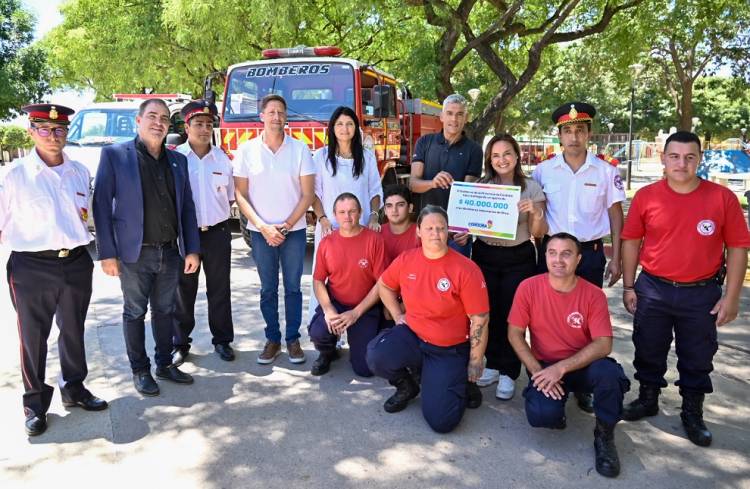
[583, 182, 597, 187]
[76, 191, 86, 197]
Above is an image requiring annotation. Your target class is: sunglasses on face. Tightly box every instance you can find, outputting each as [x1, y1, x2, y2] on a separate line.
[32, 125, 68, 137]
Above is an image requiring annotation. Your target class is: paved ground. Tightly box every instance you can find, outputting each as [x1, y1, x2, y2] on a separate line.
[1, 236, 748, 489]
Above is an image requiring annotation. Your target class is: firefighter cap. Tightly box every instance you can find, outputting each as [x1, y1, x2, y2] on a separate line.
[22, 103, 75, 125]
[181, 99, 218, 123]
[552, 101, 596, 127]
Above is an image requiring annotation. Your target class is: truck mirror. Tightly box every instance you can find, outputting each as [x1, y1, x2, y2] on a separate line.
[205, 89, 216, 105]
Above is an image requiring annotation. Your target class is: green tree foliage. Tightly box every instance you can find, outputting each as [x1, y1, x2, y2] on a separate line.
[0, 124, 33, 150]
[44, 0, 411, 97]
[0, 0, 49, 120]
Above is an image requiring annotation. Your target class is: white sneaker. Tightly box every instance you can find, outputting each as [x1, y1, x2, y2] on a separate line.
[476, 368, 500, 387]
[496, 375, 516, 400]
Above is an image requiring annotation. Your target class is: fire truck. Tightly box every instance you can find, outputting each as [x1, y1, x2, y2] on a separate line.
[209, 45, 442, 186]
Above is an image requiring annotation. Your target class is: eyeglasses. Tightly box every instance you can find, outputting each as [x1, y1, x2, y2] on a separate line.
[32, 126, 68, 137]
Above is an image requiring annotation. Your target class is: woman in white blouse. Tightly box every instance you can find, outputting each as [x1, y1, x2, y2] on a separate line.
[310, 106, 383, 316]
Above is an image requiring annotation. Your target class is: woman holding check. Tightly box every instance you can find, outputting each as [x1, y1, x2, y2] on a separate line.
[471, 134, 548, 401]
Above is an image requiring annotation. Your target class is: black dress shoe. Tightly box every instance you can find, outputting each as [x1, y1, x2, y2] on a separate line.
[155, 365, 194, 384]
[466, 382, 483, 409]
[215, 343, 235, 361]
[25, 412, 47, 436]
[62, 393, 108, 411]
[133, 371, 160, 396]
[172, 348, 189, 367]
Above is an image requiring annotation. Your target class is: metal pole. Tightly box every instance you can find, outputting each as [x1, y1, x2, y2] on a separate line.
[626, 83, 635, 190]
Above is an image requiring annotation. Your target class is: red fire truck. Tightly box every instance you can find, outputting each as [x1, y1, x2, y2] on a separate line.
[210, 46, 442, 186]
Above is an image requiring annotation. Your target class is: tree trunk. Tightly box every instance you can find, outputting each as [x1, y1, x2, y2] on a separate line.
[678, 81, 693, 131]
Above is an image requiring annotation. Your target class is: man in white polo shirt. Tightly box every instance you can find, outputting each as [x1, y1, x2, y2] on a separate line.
[532, 101, 626, 413]
[172, 99, 236, 364]
[233, 94, 316, 365]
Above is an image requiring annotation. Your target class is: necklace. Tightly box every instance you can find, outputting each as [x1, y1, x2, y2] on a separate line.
[336, 151, 353, 159]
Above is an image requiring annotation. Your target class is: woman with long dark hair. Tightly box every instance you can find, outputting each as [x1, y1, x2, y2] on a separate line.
[472, 133, 548, 400]
[310, 106, 382, 316]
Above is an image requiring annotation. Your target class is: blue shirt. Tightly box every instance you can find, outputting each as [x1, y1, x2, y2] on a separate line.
[412, 131, 483, 210]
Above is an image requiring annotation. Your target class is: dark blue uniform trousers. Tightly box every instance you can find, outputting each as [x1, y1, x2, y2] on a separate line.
[523, 357, 630, 428]
[173, 221, 234, 349]
[7, 247, 93, 416]
[308, 297, 380, 377]
[633, 271, 722, 394]
[538, 236, 607, 288]
[366, 324, 470, 433]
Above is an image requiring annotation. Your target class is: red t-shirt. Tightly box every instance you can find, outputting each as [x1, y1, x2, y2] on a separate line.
[508, 274, 613, 363]
[622, 179, 750, 282]
[380, 248, 489, 347]
[381, 222, 421, 264]
[313, 228, 386, 307]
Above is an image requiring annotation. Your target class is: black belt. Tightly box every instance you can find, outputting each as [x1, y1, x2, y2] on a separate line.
[543, 235, 603, 251]
[142, 239, 177, 249]
[200, 220, 228, 232]
[644, 270, 718, 288]
[580, 238, 604, 251]
[20, 246, 86, 259]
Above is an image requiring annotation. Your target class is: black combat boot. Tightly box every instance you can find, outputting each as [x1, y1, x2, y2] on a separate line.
[593, 418, 621, 478]
[384, 373, 420, 413]
[623, 384, 660, 421]
[680, 390, 712, 447]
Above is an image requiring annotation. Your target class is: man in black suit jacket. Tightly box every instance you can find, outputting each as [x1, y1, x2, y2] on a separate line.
[93, 98, 201, 397]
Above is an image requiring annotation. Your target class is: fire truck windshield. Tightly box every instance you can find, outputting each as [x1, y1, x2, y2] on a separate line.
[223, 61, 355, 123]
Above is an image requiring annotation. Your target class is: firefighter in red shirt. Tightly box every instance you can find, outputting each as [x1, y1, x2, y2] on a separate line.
[508, 232, 630, 478]
[366, 205, 489, 433]
[380, 184, 420, 265]
[308, 192, 387, 376]
[621, 131, 750, 447]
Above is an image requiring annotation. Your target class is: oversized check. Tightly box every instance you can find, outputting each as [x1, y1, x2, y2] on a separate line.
[447, 181, 521, 240]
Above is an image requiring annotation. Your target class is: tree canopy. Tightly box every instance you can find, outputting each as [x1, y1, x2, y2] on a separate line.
[0, 0, 49, 120]
[42, 0, 750, 140]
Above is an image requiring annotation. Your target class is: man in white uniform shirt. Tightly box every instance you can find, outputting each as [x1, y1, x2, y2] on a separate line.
[0, 104, 107, 437]
[532, 101, 626, 413]
[234, 94, 316, 365]
[172, 100, 236, 364]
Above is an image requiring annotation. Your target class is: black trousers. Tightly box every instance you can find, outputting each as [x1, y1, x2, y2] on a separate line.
[632, 271, 722, 394]
[538, 236, 607, 288]
[7, 247, 93, 416]
[472, 239, 536, 379]
[173, 221, 234, 349]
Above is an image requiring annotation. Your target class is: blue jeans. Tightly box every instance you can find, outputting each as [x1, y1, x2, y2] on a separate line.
[250, 229, 306, 343]
[119, 245, 181, 372]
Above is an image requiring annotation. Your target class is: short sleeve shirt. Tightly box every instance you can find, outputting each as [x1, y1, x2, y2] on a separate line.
[312, 147, 383, 227]
[0, 149, 92, 251]
[622, 179, 750, 282]
[479, 178, 545, 247]
[412, 132, 483, 210]
[380, 248, 489, 346]
[313, 228, 386, 307]
[532, 152, 625, 241]
[176, 143, 234, 228]
[232, 133, 315, 232]
[381, 222, 420, 264]
[508, 274, 613, 363]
